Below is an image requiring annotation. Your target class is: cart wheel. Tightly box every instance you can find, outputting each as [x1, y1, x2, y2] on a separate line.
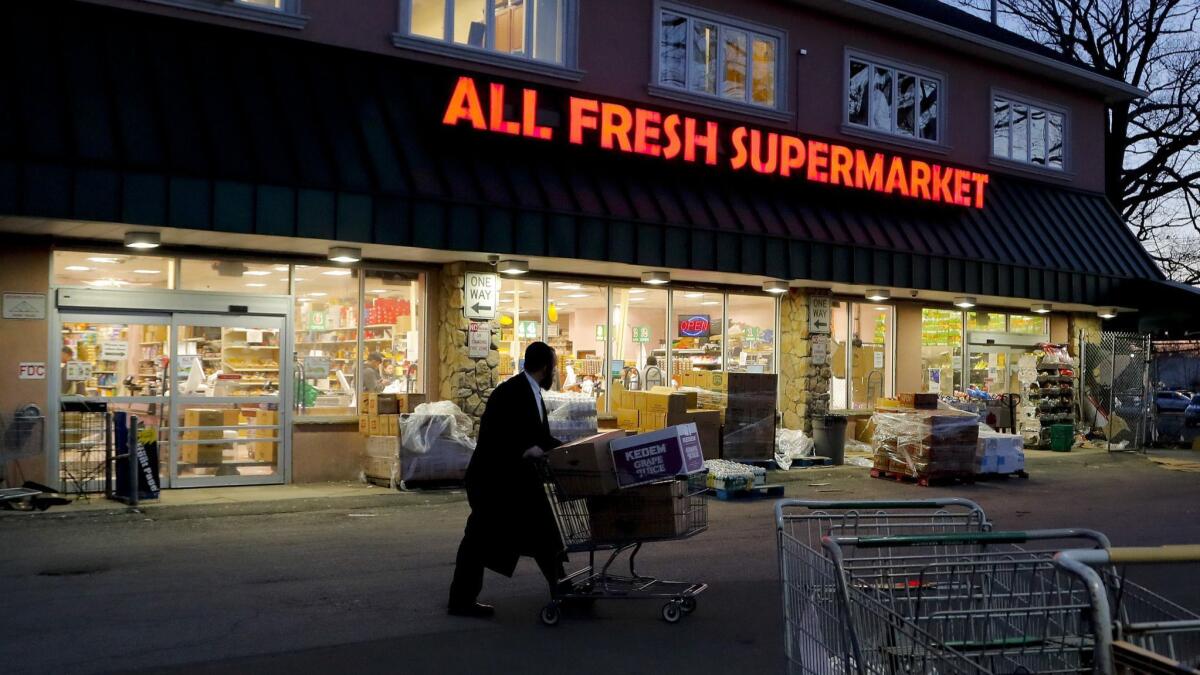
[679, 597, 697, 614]
[540, 603, 562, 627]
[661, 601, 682, 624]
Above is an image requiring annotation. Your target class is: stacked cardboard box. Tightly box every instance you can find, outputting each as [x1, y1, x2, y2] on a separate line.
[587, 480, 689, 542]
[364, 434, 401, 484]
[546, 430, 624, 498]
[722, 373, 777, 461]
[250, 409, 278, 462]
[359, 393, 424, 437]
[181, 408, 239, 465]
[871, 408, 979, 478]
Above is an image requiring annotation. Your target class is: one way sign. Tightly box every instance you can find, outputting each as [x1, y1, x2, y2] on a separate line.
[808, 295, 831, 334]
[464, 272, 499, 320]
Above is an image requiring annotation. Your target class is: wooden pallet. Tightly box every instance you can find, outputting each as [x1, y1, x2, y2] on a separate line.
[791, 456, 833, 468]
[709, 484, 785, 501]
[869, 468, 975, 487]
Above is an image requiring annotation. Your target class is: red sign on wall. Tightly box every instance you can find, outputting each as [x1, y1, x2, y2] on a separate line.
[441, 75, 990, 209]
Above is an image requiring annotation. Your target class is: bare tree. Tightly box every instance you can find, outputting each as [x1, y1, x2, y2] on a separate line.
[953, 0, 1200, 283]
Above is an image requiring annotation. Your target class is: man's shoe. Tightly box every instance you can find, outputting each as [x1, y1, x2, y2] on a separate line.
[447, 602, 495, 618]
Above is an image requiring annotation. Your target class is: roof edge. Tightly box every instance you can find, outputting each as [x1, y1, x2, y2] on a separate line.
[794, 0, 1148, 102]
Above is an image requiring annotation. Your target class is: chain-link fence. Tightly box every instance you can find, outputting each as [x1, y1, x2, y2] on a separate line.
[1080, 331, 1152, 451]
[1148, 341, 1200, 447]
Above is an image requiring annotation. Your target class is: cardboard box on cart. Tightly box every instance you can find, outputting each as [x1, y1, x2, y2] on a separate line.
[608, 423, 706, 489]
[588, 480, 689, 542]
[546, 430, 625, 497]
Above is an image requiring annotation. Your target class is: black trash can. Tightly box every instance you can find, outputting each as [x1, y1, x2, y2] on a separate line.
[813, 414, 848, 465]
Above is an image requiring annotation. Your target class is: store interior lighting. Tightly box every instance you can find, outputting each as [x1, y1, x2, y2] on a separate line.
[1098, 307, 1119, 319]
[865, 288, 890, 301]
[641, 271, 670, 285]
[124, 231, 161, 249]
[1031, 303, 1053, 314]
[953, 296, 977, 308]
[763, 280, 789, 294]
[628, 288, 646, 294]
[498, 259, 529, 275]
[327, 246, 361, 263]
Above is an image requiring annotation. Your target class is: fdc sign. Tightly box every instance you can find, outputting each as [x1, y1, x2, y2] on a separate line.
[464, 272, 498, 320]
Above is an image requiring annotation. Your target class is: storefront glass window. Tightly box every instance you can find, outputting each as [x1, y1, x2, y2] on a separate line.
[672, 290, 723, 389]
[611, 286, 668, 395]
[498, 278, 544, 381]
[61, 320, 170, 398]
[1008, 314, 1047, 335]
[726, 294, 776, 374]
[364, 270, 424, 394]
[968, 311, 1006, 332]
[52, 251, 174, 289]
[848, 304, 893, 410]
[179, 259, 289, 294]
[921, 308, 963, 395]
[546, 281, 606, 397]
[293, 266, 359, 417]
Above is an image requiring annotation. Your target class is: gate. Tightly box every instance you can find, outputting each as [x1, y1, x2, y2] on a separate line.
[1080, 331, 1151, 451]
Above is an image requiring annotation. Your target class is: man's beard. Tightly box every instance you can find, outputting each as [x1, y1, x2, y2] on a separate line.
[539, 372, 554, 390]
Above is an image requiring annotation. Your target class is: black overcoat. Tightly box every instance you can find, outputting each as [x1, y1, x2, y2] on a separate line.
[463, 373, 563, 577]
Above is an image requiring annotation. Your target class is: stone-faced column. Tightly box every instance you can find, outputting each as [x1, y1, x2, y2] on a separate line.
[435, 262, 500, 436]
[778, 288, 833, 434]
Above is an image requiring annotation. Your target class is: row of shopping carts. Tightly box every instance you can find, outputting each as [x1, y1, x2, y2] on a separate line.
[775, 498, 1200, 674]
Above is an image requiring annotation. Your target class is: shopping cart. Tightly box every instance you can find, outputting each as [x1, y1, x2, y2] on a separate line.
[1056, 545, 1200, 674]
[538, 462, 708, 626]
[776, 499, 999, 674]
[821, 529, 1113, 674]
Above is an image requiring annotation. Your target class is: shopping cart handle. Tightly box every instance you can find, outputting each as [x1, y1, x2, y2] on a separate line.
[774, 498, 986, 529]
[1059, 545, 1200, 566]
[829, 528, 1106, 549]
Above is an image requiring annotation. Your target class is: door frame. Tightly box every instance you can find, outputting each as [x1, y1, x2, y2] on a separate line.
[169, 312, 290, 488]
[50, 289, 294, 490]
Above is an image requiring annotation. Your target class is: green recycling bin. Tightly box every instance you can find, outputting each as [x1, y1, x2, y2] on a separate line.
[1049, 424, 1074, 452]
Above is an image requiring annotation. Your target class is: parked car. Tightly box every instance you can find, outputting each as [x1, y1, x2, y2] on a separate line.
[1186, 394, 1200, 428]
[1155, 390, 1192, 414]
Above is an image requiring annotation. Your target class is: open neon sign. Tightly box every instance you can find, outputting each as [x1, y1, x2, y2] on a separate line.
[442, 76, 990, 209]
[678, 315, 711, 338]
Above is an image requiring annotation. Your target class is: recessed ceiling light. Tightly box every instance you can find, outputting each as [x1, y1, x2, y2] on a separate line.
[566, 293, 589, 298]
[953, 296, 977, 309]
[684, 292, 704, 299]
[322, 270, 352, 276]
[308, 292, 327, 297]
[245, 283, 267, 288]
[64, 265, 90, 272]
[124, 231, 160, 249]
[327, 246, 361, 264]
[629, 289, 646, 295]
[555, 302, 570, 307]
[274, 265, 290, 272]
[865, 288, 890, 302]
[701, 301, 720, 306]
[88, 256, 120, 264]
[630, 297, 645, 302]
[368, 289, 388, 294]
[498, 260, 529, 275]
[1031, 303, 1052, 314]
[641, 271, 670, 285]
[1098, 307, 1119, 319]
[133, 269, 160, 275]
[292, 278, 306, 282]
[86, 279, 127, 287]
[875, 306, 889, 311]
[555, 283, 581, 290]
[243, 270, 272, 276]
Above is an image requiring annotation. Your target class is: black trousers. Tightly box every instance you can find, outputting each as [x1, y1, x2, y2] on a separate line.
[448, 512, 564, 607]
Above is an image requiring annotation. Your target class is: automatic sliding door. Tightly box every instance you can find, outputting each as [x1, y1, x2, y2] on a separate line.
[170, 314, 288, 486]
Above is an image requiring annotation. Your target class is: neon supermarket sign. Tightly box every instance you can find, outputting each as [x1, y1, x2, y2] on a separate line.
[441, 75, 989, 209]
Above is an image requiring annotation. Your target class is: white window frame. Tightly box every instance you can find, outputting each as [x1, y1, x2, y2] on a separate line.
[394, 0, 582, 80]
[139, 0, 307, 29]
[990, 90, 1069, 173]
[650, 1, 790, 121]
[843, 49, 948, 151]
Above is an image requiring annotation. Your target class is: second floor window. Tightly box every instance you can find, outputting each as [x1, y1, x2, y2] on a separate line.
[657, 7, 782, 109]
[847, 56, 941, 143]
[993, 97, 1065, 170]
[406, 0, 567, 65]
